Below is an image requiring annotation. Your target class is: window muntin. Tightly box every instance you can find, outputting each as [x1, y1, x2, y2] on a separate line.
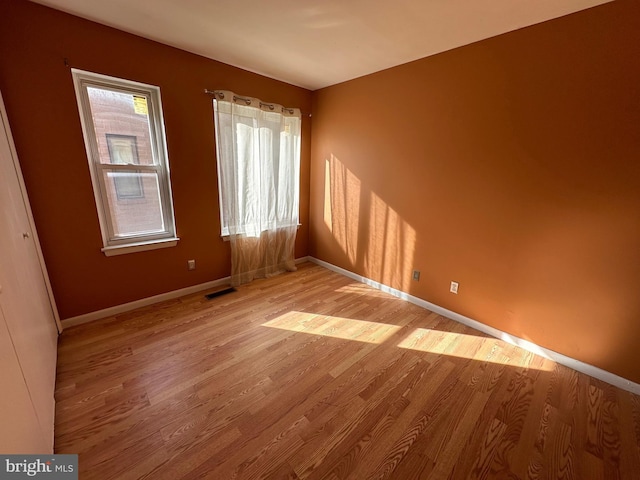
[72, 69, 177, 253]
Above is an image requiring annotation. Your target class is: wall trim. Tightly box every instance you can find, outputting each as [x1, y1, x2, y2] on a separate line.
[308, 256, 640, 395]
[61, 256, 311, 330]
[61, 276, 231, 329]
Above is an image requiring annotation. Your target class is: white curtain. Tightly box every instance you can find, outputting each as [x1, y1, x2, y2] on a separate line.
[213, 90, 301, 286]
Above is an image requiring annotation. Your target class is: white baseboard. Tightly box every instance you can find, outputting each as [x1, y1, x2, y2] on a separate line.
[308, 257, 640, 395]
[61, 256, 312, 330]
[61, 276, 232, 329]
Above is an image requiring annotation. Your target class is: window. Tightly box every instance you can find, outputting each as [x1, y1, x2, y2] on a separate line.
[72, 69, 177, 255]
[106, 134, 143, 199]
[213, 91, 301, 238]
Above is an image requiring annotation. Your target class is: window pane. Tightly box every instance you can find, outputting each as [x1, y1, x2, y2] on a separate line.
[87, 87, 157, 166]
[103, 170, 165, 237]
[73, 69, 177, 251]
[106, 134, 139, 165]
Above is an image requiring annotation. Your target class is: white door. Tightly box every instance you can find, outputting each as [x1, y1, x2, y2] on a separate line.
[0, 305, 49, 453]
[0, 91, 59, 452]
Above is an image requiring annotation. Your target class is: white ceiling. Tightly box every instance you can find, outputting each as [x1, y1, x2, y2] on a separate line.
[31, 0, 612, 90]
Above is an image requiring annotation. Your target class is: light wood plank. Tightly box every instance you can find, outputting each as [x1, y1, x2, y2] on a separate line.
[55, 263, 640, 479]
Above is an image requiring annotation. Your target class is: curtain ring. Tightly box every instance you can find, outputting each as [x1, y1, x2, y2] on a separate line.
[233, 95, 252, 105]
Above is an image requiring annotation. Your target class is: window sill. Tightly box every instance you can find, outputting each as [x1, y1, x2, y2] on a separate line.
[102, 237, 180, 256]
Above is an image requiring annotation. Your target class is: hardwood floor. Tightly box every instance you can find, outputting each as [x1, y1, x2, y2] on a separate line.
[55, 262, 640, 479]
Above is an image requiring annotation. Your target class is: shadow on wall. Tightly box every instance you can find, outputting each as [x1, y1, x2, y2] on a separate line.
[323, 154, 416, 292]
[319, 151, 640, 383]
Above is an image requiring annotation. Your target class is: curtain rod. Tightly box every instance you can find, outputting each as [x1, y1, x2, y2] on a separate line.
[204, 89, 311, 118]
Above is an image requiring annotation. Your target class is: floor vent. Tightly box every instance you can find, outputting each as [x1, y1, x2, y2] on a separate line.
[205, 287, 236, 300]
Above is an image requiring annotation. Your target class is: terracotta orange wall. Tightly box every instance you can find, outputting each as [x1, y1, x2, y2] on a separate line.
[0, 0, 311, 319]
[310, 0, 640, 382]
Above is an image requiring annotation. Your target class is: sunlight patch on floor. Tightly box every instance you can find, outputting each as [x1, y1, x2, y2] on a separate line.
[334, 284, 394, 299]
[398, 328, 554, 371]
[262, 311, 401, 344]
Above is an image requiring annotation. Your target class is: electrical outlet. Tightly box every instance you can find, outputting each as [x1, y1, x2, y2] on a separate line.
[187, 259, 196, 271]
[450, 281, 459, 294]
[412, 270, 420, 281]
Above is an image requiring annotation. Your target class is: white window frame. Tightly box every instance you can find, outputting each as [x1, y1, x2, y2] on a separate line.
[72, 69, 178, 256]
